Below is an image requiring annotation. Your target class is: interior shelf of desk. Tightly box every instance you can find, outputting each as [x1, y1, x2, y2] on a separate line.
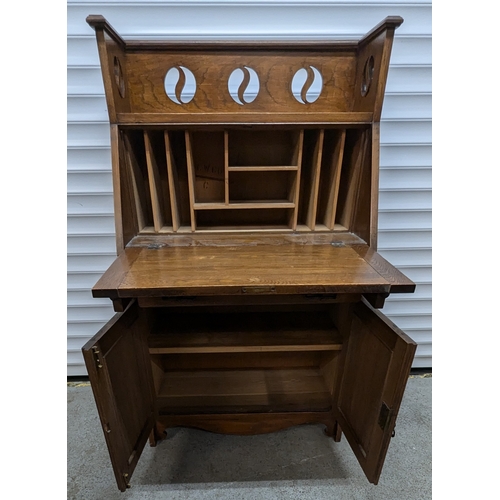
[149, 310, 342, 353]
[120, 125, 371, 235]
[156, 368, 332, 414]
[148, 308, 341, 415]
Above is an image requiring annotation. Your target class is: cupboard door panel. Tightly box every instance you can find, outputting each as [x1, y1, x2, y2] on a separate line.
[336, 299, 416, 484]
[82, 301, 155, 491]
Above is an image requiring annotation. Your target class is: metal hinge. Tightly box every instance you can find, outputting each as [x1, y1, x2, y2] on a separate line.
[123, 473, 131, 488]
[378, 401, 393, 432]
[91, 346, 103, 369]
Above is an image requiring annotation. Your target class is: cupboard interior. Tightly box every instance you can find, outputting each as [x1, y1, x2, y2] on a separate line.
[147, 305, 343, 416]
[120, 126, 370, 235]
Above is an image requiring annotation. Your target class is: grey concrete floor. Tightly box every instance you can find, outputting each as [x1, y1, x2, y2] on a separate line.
[68, 376, 431, 500]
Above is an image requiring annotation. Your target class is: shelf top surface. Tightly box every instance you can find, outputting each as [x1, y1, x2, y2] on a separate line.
[92, 243, 413, 298]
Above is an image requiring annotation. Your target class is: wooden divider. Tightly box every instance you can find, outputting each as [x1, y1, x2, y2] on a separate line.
[224, 131, 229, 205]
[122, 126, 369, 234]
[304, 130, 324, 230]
[164, 132, 181, 232]
[144, 131, 165, 232]
[184, 131, 197, 231]
[319, 129, 346, 230]
[289, 130, 304, 230]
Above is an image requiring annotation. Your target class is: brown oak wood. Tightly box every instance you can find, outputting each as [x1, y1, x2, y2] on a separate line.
[184, 131, 197, 231]
[158, 412, 334, 435]
[85, 15, 415, 492]
[157, 368, 331, 414]
[110, 125, 126, 252]
[82, 302, 156, 492]
[335, 299, 416, 484]
[351, 245, 416, 293]
[164, 132, 181, 231]
[92, 244, 395, 298]
[148, 310, 342, 353]
[320, 129, 346, 229]
[144, 131, 167, 231]
[369, 122, 380, 248]
[116, 112, 374, 125]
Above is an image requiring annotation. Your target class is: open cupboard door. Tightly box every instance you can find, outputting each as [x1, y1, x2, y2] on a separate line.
[82, 301, 156, 491]
[336, 299, 416, 484]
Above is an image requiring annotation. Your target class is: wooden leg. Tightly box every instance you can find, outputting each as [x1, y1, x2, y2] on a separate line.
[324, 421, 342, 442]
[149, 421, 167, 447]
[148, 430, 157, 447]
[333, 420, 342, 442]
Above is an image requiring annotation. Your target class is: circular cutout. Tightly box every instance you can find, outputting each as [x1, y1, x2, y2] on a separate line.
[113, 57, 125, 98]
[164, 66, 196, 104]
[361, 56, 375, 97]
[228, 67, 259, 105]
[291, 66, 323, 104]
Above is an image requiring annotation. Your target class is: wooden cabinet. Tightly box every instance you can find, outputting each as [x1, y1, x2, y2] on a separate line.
[82, 15, 417, 492]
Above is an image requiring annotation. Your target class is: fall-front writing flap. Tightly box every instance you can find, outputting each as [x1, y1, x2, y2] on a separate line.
[92, 244, 414, 299]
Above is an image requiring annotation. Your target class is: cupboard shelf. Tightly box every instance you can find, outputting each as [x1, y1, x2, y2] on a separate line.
[149, 311, 342, 354]
[157, 368, 332, 414]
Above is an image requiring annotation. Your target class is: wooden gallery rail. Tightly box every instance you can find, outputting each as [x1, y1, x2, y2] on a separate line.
[81, 15, 417, 492]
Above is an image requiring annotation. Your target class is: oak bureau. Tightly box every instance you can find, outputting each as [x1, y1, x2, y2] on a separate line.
[82, 15, 417, 491]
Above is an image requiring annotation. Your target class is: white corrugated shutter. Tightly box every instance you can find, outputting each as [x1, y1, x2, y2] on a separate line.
[67, 0, 432, 375]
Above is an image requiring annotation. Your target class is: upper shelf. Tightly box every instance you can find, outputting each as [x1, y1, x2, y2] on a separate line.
[86, 15, 403, 125]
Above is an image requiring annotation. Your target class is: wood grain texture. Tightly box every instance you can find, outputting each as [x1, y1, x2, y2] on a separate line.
[125, 53, 356, 116]
[115, 112, 373, 125]
[148, 310, 342, 353]
[110, 125, 125, 253]
[369, 122, 380, 248]
[138, 293, 360, 308]
[306, 130, 324, 229]
[320, 129, 346, 229]
[122, 132, 150, 231]
[144, 131, 165, 231]
[82, 302, 156, 492]
[128, 231, 365, 247]
[85, 16, 414, 491]
[351, 245, 416, 293]
[335, 298, 416, 484]
[158, 411, 334, 436]
[92, 244, 393, 298]
[157, 368, 331, 414]
[164, 132, 181, 231]
[184, 131, 197, 231]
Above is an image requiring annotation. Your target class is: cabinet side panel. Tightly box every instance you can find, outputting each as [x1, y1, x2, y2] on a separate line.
[352, 28, 396, 121]
[94, 29, 131, 122]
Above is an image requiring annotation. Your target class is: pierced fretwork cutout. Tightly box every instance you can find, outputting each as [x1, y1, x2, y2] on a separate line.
[228, 66, 260, 105]
[291, 66, 323, 104]
[361, 56, 375, 97]
[113, 57, 125, 98]
[164, 66, 196, 104]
